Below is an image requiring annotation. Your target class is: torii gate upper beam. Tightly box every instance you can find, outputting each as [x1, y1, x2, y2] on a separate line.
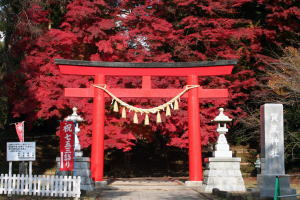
[56, 59, 234, 76]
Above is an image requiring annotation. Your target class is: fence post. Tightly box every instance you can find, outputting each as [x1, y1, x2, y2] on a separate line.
[29, 174, 32, 195]
[274, 176, 280, 200]
[25, 175, 29, 195]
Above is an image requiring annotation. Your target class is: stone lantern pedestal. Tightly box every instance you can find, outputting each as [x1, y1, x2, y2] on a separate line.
[204, 157, 245, 192]
[56, 157, 94, 191]
[204, 108, 246, 192]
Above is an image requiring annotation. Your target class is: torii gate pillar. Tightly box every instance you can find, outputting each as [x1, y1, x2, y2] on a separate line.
[91, 75, 105, 181]
[187, 75, 202, 182]
[56, 59, 236, 184]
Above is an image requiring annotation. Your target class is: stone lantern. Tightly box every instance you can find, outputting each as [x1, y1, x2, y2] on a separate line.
[211, 108, 232, 158]
[204, 108, 246, 192]
[65, 107, 84, 157]
[56, 107, 94, 191]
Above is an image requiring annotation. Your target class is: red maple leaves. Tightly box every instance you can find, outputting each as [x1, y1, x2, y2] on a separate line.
[8, 0, 299, 151]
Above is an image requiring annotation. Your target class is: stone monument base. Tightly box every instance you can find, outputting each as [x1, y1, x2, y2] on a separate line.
[56, 157, 94, 191]
[258, 174, 296, 199]
[204, 157, 246, 192]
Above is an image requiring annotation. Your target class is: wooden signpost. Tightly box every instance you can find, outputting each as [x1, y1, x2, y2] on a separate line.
[6, 142, 36, 176]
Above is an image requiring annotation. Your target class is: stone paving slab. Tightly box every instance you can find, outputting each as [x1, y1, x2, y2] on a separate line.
[111, 181, 180, 186]
[89, 181, 216, 200]
[105, 185, 189, 190]
[99, 189, 205, 200]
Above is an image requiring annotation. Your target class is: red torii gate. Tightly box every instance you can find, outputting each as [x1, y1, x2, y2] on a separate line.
[55, 59, 235, 183]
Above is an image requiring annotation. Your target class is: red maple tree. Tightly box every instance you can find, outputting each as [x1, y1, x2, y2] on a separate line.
[8, 0, 299, 151]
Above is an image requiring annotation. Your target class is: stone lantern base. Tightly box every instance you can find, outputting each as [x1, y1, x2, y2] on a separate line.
[56, 157, 94, 191]
[204, 157, 246, 192]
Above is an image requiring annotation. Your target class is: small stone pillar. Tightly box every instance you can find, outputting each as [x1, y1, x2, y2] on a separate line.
[204, 108, 246, 192]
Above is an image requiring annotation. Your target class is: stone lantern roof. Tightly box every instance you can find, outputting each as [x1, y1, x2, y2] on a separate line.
[212, 108, 232, 122]
[64, 107, 84, 122]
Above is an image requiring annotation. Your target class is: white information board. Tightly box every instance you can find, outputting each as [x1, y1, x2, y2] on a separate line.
[7, 142, 36, 161]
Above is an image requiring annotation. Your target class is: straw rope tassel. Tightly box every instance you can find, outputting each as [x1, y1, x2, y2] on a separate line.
[174, 99, 179, 110]
[144, 113, 150, 125]
[113, 100, 119, 112]
[133, 112, 138, 124]
[121, 107, 126, 118]
[156, 112, 162, 123]
[166, 105, 171, 116]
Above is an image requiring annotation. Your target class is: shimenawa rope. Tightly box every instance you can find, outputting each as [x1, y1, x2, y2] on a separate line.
[92, 84, 200, 124]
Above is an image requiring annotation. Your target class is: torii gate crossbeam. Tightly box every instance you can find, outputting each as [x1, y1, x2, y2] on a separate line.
[56, 59, 236, 184]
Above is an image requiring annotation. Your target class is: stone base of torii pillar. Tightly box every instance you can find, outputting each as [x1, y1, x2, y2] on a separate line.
[203, 108, 246, 193]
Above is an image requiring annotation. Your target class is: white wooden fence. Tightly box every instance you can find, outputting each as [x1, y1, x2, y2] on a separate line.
[0, 174, 81, 198]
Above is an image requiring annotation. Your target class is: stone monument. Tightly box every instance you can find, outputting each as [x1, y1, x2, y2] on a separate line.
[204, 108, 246, 192]
[56, 107, 94, 191]
[259, 104, 296, 198]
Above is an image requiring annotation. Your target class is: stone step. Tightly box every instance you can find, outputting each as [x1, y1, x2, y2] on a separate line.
[102, 180, 192, 190]
[110, 181, 181, 186]
[104, 185, 192, 190]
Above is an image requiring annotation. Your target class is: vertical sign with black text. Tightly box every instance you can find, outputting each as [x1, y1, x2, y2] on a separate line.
[260, 104, 285, 175]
